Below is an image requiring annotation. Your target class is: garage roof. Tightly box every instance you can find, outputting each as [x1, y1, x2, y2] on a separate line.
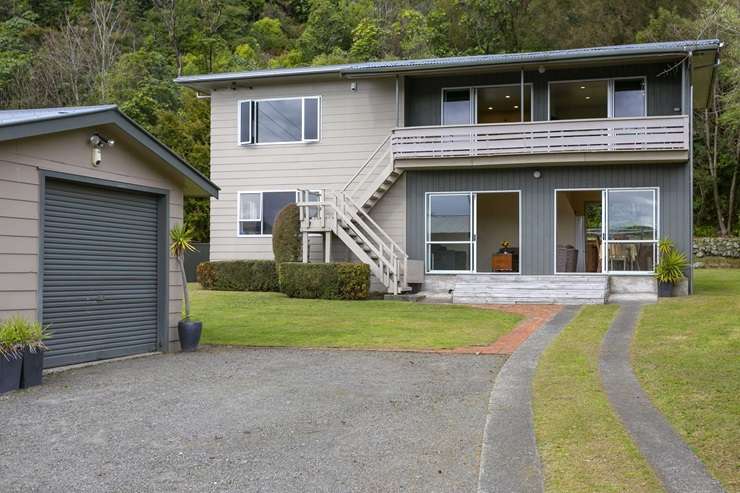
[0, 105, 219, 198]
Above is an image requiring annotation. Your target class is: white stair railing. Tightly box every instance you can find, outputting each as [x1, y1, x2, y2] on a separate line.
[297, 188, 408, 294]
[343, 135, 394, 207]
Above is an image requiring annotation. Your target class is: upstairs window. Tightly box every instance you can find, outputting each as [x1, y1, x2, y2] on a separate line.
[613, 79, 646, 117]
[549, 78, 646, 120]
[442, 89, 472, 125]
[442, 85, 533, 125]
[239, 97, 320, 145]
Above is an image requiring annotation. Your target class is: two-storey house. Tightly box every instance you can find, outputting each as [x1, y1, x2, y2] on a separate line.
[176, 40, 721, 303]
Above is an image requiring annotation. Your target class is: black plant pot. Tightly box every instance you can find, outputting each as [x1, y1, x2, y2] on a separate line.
[658, 281, 674, 298]
[20, 349, 44, 389]
[178, 319, 202, 352]
[0, 353, 22, 394]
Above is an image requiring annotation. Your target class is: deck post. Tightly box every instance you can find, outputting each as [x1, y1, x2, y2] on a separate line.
[324, 231, 331, 262]
[302, 231, 309, 263]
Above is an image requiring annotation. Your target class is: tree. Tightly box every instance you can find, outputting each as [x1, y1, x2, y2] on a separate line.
[638, 2, 740, 236]
[90, 0, 128, 101]
[350, 18, 384, 61]
[251, 17, 289, 54]
[272, 204, 302, 263]
[170, 224, 196, 319]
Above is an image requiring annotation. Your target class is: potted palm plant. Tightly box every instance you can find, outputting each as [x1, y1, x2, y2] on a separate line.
[0, 316, 25, 394]
[654, 239, 688, 297]
[171, 224, 201, 352]
[20, 318, 50, 388]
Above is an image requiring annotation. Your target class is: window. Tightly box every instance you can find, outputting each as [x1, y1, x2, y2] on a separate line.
[426, 193, 473, 272]
[442, 89, 472, 125]
[238, 97, 320, 145]
[442, 85, 533, 125]
[549, 77, 646, 120]
[550, 80, 608, 120]
[613, 79, 646, 117]
[238, 191, 297, 236]
[476, 85, 532, 123]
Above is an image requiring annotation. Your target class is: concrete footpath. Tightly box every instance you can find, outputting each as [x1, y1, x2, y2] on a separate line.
[600, 304, 725, 493]
[477, 305, 579, 493]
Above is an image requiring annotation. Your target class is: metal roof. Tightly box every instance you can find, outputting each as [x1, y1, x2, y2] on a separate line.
[0, 105, 219, 198]
[0, 105, 117, 126]
[175, 39, 721, 87]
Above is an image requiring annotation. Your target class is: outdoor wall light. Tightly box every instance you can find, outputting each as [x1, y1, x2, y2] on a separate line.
[533, 170, 542, 179]
[89, 133, 115, 167]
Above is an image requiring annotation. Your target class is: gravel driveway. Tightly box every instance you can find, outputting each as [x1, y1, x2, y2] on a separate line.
[0, 347, 504, 492]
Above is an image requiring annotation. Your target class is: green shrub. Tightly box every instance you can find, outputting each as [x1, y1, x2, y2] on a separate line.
[196, 260, 279, 292]
[655, 238, 689, 284]
[336, 262, 371, 300]
[279, 262, 370, 300]
[272, 203, 302, 263]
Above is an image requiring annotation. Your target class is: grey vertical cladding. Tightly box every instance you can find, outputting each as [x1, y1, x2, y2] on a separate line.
[42, 179, 160, 367]
[404, 61, 683, 126]
[405, 163, 691, 276]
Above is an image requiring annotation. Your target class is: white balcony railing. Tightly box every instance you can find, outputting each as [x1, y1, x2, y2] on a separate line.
[391, 115, 689, 160]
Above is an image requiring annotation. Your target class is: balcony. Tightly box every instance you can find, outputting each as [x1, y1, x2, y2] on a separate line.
[390, 115, 689, 166]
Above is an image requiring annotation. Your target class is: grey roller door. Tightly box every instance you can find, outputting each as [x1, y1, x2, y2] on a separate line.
[42, 179, 160, 367]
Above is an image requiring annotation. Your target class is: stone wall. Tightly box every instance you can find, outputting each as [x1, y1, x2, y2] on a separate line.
[693, 237, 740, 258]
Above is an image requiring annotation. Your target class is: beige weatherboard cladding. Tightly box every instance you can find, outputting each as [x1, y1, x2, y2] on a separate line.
[209, 77, 406, 262]
[0, 126, 186, 351]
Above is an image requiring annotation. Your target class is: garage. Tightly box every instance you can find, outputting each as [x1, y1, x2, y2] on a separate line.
[42, 179, 162, 367]
[0, 105, 219, 367]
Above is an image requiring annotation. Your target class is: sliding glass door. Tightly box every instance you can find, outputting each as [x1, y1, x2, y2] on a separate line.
[604, 189, 657, 273]
[426, 193, 475, 272]
[555, 187, 658, 274]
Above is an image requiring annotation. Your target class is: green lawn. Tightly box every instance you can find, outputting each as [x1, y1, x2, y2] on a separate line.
[533, 305, 662, 492]
[633, 269, 740, 492]
[189, 284, 521, 349]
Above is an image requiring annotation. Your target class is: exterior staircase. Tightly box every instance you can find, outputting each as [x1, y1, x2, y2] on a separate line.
[297, 135, 411, 295]
[452, 275, 609, 304]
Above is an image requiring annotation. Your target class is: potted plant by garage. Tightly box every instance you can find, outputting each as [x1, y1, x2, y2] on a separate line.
[20, 318, 50, 389]
[0, 316, 25, 394]
[654, 239, 688, 297]
[171, 224, 201, 352]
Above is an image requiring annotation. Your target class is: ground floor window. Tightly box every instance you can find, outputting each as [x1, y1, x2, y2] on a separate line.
[555, 188, 658, 274]
[237, 190, 319, 236]
[425, 191, 520, 273]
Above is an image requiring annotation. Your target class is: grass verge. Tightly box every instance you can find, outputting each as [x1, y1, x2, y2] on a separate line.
[189, 284, 521, 350]
[533, 305, 662, 493]
[633, 269, 740, 492]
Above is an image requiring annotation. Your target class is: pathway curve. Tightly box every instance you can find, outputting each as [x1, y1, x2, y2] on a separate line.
[477, 305, 579, 493]
[599, 304, 725, 493]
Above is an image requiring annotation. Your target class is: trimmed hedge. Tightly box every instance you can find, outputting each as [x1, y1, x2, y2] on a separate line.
[272, 203, 302, 263]
[279, 262, 370, 300]
[196, 260, 279, 292]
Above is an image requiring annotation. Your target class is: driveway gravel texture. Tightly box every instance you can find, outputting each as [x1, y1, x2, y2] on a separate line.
[0, 347, 505, 492]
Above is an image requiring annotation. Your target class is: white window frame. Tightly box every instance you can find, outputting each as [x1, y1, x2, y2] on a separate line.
[237, 190, 298, 237]
[441, 84, 535, 125]
[553, 186, 660, 275]
[424, 190, 522, 275]
[546, 76, 647, 120]
[237, 96, 321, 146]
